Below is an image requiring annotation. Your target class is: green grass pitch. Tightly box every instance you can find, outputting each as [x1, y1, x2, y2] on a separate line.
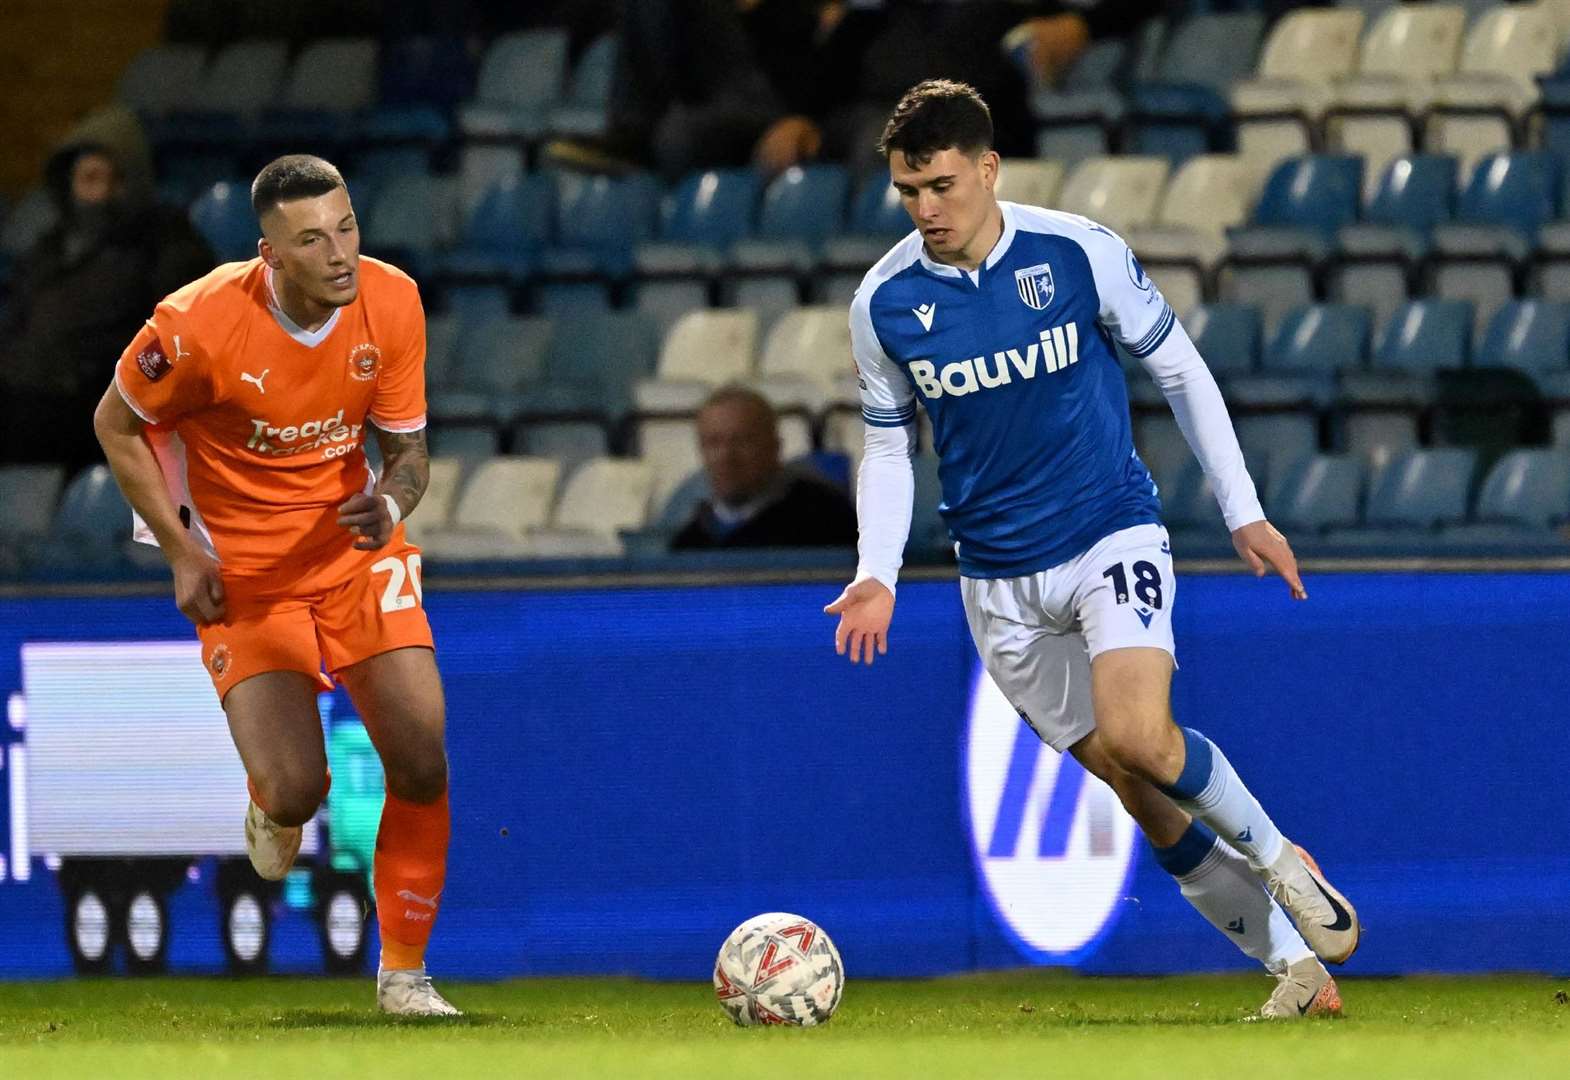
[3, 974, 1567, 1079]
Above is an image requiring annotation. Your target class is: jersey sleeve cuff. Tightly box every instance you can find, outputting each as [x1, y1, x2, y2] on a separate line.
[114, 370, 159, 425]
[861, 404, 917, 428]
[369, 413, 428, 434]
[1125, 303, 1175, 358]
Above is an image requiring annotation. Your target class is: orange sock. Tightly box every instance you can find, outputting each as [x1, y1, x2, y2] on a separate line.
[374, 789, 450, 971]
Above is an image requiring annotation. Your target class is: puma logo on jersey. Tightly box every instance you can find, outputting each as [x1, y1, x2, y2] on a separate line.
[913, 303, 936, 332]
[240, 369, 269, 394]
[908, 321, 1080, 400]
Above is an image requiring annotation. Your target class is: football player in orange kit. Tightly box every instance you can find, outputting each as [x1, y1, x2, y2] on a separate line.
[93, 155, 458, 1015]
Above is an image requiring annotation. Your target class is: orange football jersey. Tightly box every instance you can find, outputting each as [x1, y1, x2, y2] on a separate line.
[114, 256, 427, 590]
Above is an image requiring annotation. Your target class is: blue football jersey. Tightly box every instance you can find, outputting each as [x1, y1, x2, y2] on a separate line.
[851, 201, 1174, 578]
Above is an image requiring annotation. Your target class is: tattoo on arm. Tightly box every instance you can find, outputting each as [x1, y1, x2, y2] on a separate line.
[375, 427, 430, 518]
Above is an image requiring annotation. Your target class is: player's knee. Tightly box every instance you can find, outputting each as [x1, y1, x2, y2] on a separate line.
[385, 753, 448, 804]
[1097, 720, 1183, 786]
[255, 771, 326, 827]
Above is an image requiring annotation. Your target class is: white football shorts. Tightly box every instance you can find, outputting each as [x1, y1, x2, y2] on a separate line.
[959, 522, 1177, 752]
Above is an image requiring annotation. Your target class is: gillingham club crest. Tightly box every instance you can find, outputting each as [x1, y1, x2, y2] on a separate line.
[1015, 262, 1055, 311]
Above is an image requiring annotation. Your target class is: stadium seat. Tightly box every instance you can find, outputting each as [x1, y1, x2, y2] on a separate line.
[731, 164, 849, 274]
[1055, 156, 1170, 235]
[1160, 458, 1227, 533]
[1330, 155, 1458, 330]
[1249, 155, 1365, 241]
[549, 34, 617, 138]
[822, 174, 910, 276]
[1128, 155, 1259, 316]
[32, 465, 133, 572]
[276, 37, 378, 112]
[362, 172, 457, 279]
[438, 171, 554, 282]
[1265, 453, 1363, 533]
[1126, 12, 1267, 165]
[1338, 299, 1472, 464]
[458, 30, 569, 139]
[511, 421, 610, 475]
[635, 168, 761, 295]
[1474, 301, 1570, 382]
[632, 279, 712, 338]
[1183, 303, 1261, 379]
[1425, 5, 1559, 179]
[525, 458, 656, 557]
[457, 145, 527, 220]
[427, 424, 501, 463]
[634, 417, 702, 509]
[188, 181, 257, 265]
[518, 308, 660, 424]
[643, 308, 759, 392]
[1030, 37, 1128, 169]
[116, 43, 207, 116]
[1442, 448, 1570, 540]
[1373, 299, 1474, 374]
[1326, 4, 1468, 193]
[1231, 8, 1367, 169]
[1427, 152, 1558, 329]
[0, 465, 66, 541]
[543, 172, 662, 279]
[417, 456, 562, 560]
[1360, 447, 1477, 529]
[755, 305, 855, 412]
[431, 316, 554, 423]
[184, 40, 290, 126]
[994, 160, 1064, 208]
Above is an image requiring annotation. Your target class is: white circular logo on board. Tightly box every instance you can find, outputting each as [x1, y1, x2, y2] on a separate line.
[964, 666, 1139, 960]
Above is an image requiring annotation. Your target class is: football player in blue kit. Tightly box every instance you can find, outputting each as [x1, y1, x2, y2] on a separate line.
[825, 80, 1359, 1019]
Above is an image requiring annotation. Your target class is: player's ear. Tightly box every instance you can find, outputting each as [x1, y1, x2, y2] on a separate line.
[257, 236, 282, 270]
[979, 150, 1001, 191]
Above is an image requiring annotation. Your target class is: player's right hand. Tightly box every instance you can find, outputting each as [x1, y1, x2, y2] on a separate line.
[171, 549, 227, 626]
[824, 576, 895, 665]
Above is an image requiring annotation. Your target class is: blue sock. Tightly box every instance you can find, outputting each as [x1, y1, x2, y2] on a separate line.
[1158, 728, 1286, 869]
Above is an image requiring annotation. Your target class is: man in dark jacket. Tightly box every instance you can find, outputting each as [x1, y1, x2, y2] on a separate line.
[0, 105, 214, 474]
[671, 385, 858, 550]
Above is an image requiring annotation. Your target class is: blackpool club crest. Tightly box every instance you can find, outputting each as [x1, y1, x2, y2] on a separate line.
[1015, 262, 1055, 311]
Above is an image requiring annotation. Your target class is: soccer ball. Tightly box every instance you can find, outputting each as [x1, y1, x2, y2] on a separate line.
[713, 912, 844, 1027]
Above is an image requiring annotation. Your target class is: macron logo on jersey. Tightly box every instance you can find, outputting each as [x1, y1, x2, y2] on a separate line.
[913, 303, 936, 332]
[908, 321, 1080, 400]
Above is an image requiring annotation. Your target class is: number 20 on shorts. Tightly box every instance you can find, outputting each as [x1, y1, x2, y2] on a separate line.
[371, 554, 423, 612]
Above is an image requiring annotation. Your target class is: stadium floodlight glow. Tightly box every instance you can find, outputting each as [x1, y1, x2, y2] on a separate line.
[963, 664, 1138, 962]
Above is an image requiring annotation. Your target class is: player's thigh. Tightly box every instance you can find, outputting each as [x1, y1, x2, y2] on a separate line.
[1088, 647, 1183, 782]
[337, 646, 447, 802]
[961, 576, 1094, 753]
[223, 670, 330, 823]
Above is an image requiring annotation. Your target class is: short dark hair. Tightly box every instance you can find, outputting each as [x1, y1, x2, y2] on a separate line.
[878, 79, 993, 166]
[250, 154, 345, 218]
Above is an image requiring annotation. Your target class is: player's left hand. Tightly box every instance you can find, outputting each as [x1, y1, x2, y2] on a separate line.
[337, 492, 394, 550]
[1231, 519, 1307, 601]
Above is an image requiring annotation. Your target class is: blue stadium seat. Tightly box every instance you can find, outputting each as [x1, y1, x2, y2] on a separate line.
[543, 172, 662, 279]
[1473, 301, 1570, 382]
[430, 316, 554, 423]
[1460, 449, 1570, 530]
[635, 168, 761, 278]
[458, 30, 569, 139]
[427, 424, 501, 463]
[1362, 448, 1476, 529]
[362, 172, 452, 279]
[188, 181, 256, 264]
[442, 283, 511, 322]
[1251, 155, 1364, 239]
[1372, 300, 1473, 373]
[823, 174, 910, 273]
[731, 164, 850, 272]
[523, 309, 660, 424]
[549, 34, 617, 138]
[41, 465, 133, 567]
[1362, 154, 1457, 234]
[1126, 13, 1267, 165]
[1266, 454, 1363, 533]
[1262, 304, 1370, 377]
[1454, 151, 1559, 237]
[1185, 303, 1261, 379]
[439, 171, 554, 282]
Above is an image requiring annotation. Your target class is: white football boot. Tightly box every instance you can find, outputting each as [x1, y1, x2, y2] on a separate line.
[244, 799, 302, 881]
[1262, 843, 1361, 964]
[377, 966, 462, 1016]
[1259, 956, 1343, 1019]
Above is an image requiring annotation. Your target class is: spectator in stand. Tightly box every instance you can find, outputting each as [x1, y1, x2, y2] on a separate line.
[0, 105, 213, 474]
[671, 386, 859, 550]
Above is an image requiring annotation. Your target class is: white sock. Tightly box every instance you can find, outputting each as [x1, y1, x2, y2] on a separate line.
[1159, 727, 1286, 869]
[1153, 821, 1313, 973]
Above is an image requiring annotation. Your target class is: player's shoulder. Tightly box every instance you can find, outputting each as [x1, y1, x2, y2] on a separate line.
[1006, 201, 1126, 254]
[358, 255, 422, 300]
[853, 231, 925, 318]
[158, 258, 264, 318]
